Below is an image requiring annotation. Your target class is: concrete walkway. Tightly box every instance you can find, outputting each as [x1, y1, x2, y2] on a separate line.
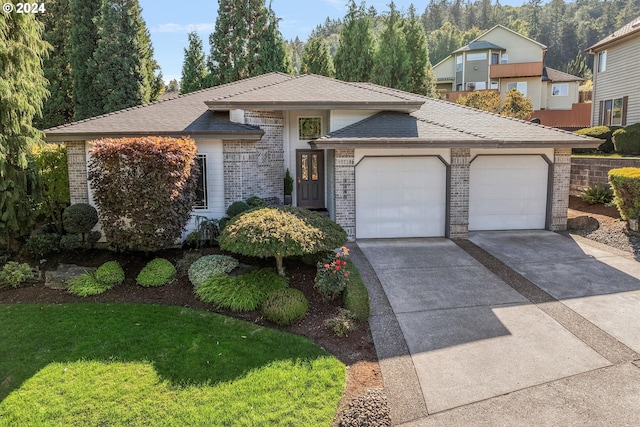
[352, 231, 640, 426]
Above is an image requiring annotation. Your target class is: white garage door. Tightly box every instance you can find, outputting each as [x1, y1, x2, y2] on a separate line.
[469, 155, 548, 231]
[356, 157, 447, 238]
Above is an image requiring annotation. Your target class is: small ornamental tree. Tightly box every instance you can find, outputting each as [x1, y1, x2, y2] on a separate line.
[218, 206, 348, 276]
[88, 137, 198, 252]
[456, 90, 501, 114]
[501, 88, 533, 120]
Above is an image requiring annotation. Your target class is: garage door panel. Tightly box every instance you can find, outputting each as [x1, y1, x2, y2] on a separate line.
[470, 156, 548, 231]
[356, 157, 446, 239]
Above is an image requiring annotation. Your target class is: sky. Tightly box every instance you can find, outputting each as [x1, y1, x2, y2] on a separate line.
[139, 0, 531, 83]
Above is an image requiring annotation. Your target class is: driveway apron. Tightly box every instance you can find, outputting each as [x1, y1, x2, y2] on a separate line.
[356, 237, 616, 424]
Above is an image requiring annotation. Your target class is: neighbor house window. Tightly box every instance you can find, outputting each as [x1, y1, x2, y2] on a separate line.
[491, 53, 499, 65]
[600, 97, 627, 126]
[598, 51, 607, 72]
[466, 52, 487, 61]
[490, 80, 499, 89]
[298, 117, 322, 140]
[507, 81, 527, 97]
[552, 83, 568, 96]
[501, 53, 508, 64]
[456, 55, 463, 72]
[467, 81, 486, 90]
[194, 155, 208, 209]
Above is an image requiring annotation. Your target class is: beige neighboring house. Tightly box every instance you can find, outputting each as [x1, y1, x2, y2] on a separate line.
[45, 73, 599, 241]
[433, 25, 589, 129]
[588, 16, 640, 127]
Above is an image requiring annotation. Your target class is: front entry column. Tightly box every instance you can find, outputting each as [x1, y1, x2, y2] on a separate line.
[334, 149, 356, 241]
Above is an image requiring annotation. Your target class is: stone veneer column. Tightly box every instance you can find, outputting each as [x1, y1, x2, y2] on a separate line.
[550, 148, 571, 231]
[334, 150, 356, 241]
[66, 141, 90, 204]
[449, 148, 470, 239]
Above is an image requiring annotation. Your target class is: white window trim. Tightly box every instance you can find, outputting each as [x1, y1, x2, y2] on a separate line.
[507, 81, 527, 97]
[598, 51, 607, 73]
[194, 154, 208, 210]
[551, 83, 568, 96]
[298, 116, 323, 141]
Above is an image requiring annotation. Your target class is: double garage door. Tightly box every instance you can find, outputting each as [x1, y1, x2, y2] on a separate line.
[355, 155, 549, 239]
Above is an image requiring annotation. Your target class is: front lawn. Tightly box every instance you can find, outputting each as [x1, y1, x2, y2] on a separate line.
[0, 304, 345, 426]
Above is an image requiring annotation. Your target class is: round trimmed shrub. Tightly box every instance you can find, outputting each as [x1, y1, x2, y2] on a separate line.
[95, 261, 125, 287]
[188, 254, 239, 287]
[262, 288, 309, 326]
[24, 233, 60, 257]
[245, 196, 266, 208]
[136, 258, 176, 287]
[62, 203, 99, 234]
[226, 201, 251, 218]
[87, 230, 102, 247]
[68, 273, 111, 297]
[60, 234, 81, 251]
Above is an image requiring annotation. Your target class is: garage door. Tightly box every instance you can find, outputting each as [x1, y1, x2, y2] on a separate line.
[469, 155, 548, 231]
[356, 157, 447, 238]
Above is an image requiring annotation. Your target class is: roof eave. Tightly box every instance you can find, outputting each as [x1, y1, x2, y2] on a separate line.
[587, 27, 640, 53]
[205, 101, 424, 112]
[311, 138, 602, 149]
[45, 130, 264, 143]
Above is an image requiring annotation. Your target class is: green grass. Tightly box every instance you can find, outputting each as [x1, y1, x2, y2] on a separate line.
[0, 304, 345, 426]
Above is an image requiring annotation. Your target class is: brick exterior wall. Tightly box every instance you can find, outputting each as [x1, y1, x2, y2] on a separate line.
[570, 157, 640, 196]
[550, 148, 571, 231]
[334, 150, 356, 241]
[449, 149, 470, 239]
[66, 141, 89, 204]
[223, 111, 285, 208]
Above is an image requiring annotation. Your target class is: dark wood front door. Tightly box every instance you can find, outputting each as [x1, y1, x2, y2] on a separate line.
[296, 150, 325, 208]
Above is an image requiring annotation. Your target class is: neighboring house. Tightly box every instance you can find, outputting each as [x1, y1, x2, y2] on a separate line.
[433, 25, 589, 129]
[45, 73, 598, 241]
[587, 16, 640, 127]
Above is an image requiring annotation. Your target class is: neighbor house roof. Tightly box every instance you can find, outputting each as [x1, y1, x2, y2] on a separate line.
[542, 67, 584, 82]
[587, 16, 640, 52]
[453, 40, 505, 53]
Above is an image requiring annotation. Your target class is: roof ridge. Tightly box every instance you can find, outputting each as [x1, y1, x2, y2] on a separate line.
[341, 80, 423, 102]
[44, 72, 292, 132]
[209, 72, 297, 102]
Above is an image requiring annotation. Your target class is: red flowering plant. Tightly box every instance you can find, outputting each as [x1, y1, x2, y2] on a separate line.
[314, 246, 351, 301]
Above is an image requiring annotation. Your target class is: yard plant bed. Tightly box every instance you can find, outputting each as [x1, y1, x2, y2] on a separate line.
[0, 247, 381, 425]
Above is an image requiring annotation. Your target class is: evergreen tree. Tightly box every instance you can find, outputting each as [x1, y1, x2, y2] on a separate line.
[138, 20, 164, 102]
[403, 5, 437, 96]
[422, 0, 446, 34]
[252, 5, 293, 76]
[371, 2, 411, 91]
[567, 50, 592, 80]
[70, 0, 101, 120]
[166, 79, 180, 93]
[0, 13, 50, 249]
[287, 37, 305, 75]
[181, 32, 208, 94]
[93, 0, 151, 114]
[36, 0, 74, 129]
[334, 0, 375, 82]
[427, 22, 464, 65]
[300, 37, 335, 77]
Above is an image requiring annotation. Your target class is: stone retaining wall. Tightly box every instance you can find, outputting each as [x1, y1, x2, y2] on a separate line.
[571, 157, 640, 196]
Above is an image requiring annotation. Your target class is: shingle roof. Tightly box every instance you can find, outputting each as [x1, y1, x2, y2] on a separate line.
[204, 73, 424, 111]
[543, 67, 584, 82]
[45, 73, 292, 141]
[453, 40, 505, 53]
[588, 16, 640, 52]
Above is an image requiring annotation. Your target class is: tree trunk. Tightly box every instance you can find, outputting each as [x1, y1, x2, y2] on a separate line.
[276, 255, 285, 277]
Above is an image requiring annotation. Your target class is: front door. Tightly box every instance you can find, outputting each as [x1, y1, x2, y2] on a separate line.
[296, 150, 325, 208]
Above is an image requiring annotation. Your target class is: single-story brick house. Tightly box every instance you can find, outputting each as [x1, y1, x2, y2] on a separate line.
[45, 73, 599, 241]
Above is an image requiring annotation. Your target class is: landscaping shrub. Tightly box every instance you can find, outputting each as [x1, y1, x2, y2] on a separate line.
[62, 203, 98, 235]
[325, 308, 358, 337]
[59, 234, 81, 251]
[315, 246, 351, 301]
[184, 216, 219, 248]
[580, 183, 614, 205]
[608, 167, 640, 220]
[31, 144, 70, 233]
[195, 268, 288, 311]
[219, 206, 348, 276]
[574, 126, 619, 153]
[343, 261, 370, 321]
[284, 168, 294, 196]
[226, 201, 251, 218]
[245, 196, 266, 208]
[613, 124, 640, 155]
[188, 254, 239, 287]
[136, 258, 176, 287]
[86, 230, 102, 248]
[24, 233, 60, 258]
[67, 273, 111, 297]
[176, 251, 203, 275]
[88, 137, 199, 252]
[0, 262, 33, 288]
[262, 288, 309, 326]
[95, 261, 125, 287]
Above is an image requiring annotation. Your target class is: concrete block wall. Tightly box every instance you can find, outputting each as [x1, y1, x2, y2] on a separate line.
[449, 148, 470, 239]
[551, 148, 571, 231]
[66, 141, 89, 204]
[334, 149, 356, 241]
[570, 157, 640, 196]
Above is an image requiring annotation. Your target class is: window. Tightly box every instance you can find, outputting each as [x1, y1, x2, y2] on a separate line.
[456, 55, 463, 72]
[598, 51, 607, 72]
[466, 81, 486, 90]
[551, 83, 568, 96]
[501, 53, 508, 64]
[490, 80, 499, 89]
[507, 81, 527, 97]
[467, 52, 487, 61]
[194, 155, 208, 209]
[491, 53, 499, 65]
[298, 117, 322, 140]
[600, 97, 627, 126]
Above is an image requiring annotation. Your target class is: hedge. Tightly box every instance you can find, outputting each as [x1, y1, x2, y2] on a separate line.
[608, 167, 640, 220]
[574, 125, 620, 153]
[613, 123, 640, 155]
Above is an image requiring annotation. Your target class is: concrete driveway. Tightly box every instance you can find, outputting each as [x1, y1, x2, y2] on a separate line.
[352, 231, 640, 426]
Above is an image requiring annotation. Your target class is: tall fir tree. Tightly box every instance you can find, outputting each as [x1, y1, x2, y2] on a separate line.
[137, 18, 164, 102]
[371, 2, 411, 91]
[181, 32, 208, 94]
[252, 5, 293, 76]
[69, 0, 101, 120]
[0, 13, 50, 249]
[300, 37, 335, 77]
[427, 22, 464, 65]
[334, 0, 375, 82]
[36, 0, 74, 129]
[403, 5, 437, 96]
